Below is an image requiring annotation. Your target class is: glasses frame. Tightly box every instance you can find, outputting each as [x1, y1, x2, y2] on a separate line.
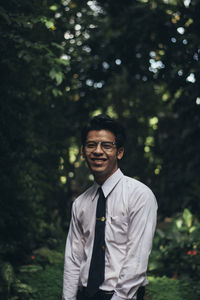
[84, 141, 117, 152]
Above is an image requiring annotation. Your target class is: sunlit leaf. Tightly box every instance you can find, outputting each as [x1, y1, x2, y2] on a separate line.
[1, 263, 15, 286]
[183, 209, 193, 228]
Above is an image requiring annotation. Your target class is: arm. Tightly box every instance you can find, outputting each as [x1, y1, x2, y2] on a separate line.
[62, 202, 84, 300]
[112, 189, 157, 300]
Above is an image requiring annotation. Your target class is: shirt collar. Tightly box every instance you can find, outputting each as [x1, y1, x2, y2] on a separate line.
[90, 168, 124, 201]
[102, 168, 123, 198]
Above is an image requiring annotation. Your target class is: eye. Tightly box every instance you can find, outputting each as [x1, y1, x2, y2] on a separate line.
[102, 142, 113, 149]
[86, 142, 96, 148]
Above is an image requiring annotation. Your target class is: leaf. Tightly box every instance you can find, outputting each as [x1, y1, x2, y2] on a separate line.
[49, 68, 64, 85]
[183, 209, 193, 228]
[52, 88, 63, 97]
[45, 20, 55, 29]
[51, 42, 65, 51]
[0, 7, 11, 24]
[175, 218, 183, 229]
[55, 58, 70, 66]
[33, 247, 64, 265]
[55, 72, 64, 85]
[189, 226, 196, 233]
[19, 265, 43, 273]
[1, 262, 15, 286]
[13, 280, 36, 294]
[156, 228, 165, 238]
[49, 5, 58, 11]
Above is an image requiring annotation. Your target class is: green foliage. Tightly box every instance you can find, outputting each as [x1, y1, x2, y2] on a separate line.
[1, 262, 15, 296]
[12, 280, 37, 299]
[0, 0, 70, 263]
[97, 0, 200, 215]
[147, 275, 200, 300]
[146, 276, 182, 300]
[19, 264, 63, 300]
[32, 247, 64, 266]
[179, 277, 200, 300]
[30, 264, 63, 300]
[17, 244, 65, 300]
[0, 243, 65, 299]
[0, 262, 37, 300]
[1, 1, 200, 296]
[149, 209, 200, 280]
[19, 265, 43, 273]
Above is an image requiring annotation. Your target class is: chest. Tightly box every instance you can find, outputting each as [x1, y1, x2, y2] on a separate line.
[78, 189, 130, 244]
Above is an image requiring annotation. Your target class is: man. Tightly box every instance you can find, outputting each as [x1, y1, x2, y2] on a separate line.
[63, 114, 157, 300]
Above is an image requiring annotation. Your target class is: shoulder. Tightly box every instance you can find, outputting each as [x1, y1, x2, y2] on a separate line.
[123, 175, 153, 193]
[122, 175, 157, 207]
[73, 184, 96, 208]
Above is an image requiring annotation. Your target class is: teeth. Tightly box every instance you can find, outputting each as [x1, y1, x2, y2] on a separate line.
[92, 158, 106, 161]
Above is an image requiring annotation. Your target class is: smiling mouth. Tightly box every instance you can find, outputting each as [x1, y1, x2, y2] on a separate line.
[91, 158, 107, 162]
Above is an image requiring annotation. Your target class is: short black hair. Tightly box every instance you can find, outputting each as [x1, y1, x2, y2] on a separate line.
[81, 114, 126, 148]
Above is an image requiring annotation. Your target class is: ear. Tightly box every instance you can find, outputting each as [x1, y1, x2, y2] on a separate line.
[117, 147, 124, 160]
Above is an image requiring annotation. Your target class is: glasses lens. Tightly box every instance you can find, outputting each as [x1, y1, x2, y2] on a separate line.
[85, 142, 97, 149]
[101, 142, 113, 150]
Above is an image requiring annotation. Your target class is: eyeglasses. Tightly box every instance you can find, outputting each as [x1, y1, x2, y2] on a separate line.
[85, 141, 116, 152]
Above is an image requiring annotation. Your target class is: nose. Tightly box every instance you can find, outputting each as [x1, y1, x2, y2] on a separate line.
[94, 142, 103, 154]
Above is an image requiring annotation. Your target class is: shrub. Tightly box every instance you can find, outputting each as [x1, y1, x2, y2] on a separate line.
[146, 276, 199, 300]
[149, 209, 200, 280]
[146, 276, 182, 300]
[19, 264, 63, 300]
[0, 262, 37, 300]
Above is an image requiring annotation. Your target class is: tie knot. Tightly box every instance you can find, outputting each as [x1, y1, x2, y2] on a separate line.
[98, 187, 104, 198]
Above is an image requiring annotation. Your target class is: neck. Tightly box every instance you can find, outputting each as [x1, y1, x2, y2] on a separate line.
[94, 168, 118, 185]
[94, 176, 106, 185]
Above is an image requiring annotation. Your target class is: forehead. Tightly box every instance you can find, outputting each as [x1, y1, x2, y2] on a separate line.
[86, 130, 115, 141]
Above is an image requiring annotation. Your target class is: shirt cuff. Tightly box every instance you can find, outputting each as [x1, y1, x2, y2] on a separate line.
[62, 295, 76, 300]
[111, 293, 136, 300]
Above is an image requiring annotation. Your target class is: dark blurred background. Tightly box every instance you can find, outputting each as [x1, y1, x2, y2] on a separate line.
[0, 0, 200, 299]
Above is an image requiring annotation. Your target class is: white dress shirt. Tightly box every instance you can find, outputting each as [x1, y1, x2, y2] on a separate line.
[63, 169, 157, 300]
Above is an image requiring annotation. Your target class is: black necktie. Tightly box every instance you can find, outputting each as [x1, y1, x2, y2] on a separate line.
[86, 187, 106, 297]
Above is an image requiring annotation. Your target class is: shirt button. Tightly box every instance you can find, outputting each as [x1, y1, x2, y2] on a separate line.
[102, 245, 106, 251]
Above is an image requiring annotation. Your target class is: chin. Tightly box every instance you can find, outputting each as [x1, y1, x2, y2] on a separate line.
[91, 167, 106, 174]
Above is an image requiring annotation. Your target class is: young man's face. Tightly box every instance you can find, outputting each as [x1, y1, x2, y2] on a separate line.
[82, 130, 124, 184]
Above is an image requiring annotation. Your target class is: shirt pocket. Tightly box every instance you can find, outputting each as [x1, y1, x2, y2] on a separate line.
[106, 215, 129, 244]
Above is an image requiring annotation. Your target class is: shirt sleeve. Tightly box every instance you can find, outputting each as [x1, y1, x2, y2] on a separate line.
[62, 201, 84, 300]
[111, 188, 157, 300]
